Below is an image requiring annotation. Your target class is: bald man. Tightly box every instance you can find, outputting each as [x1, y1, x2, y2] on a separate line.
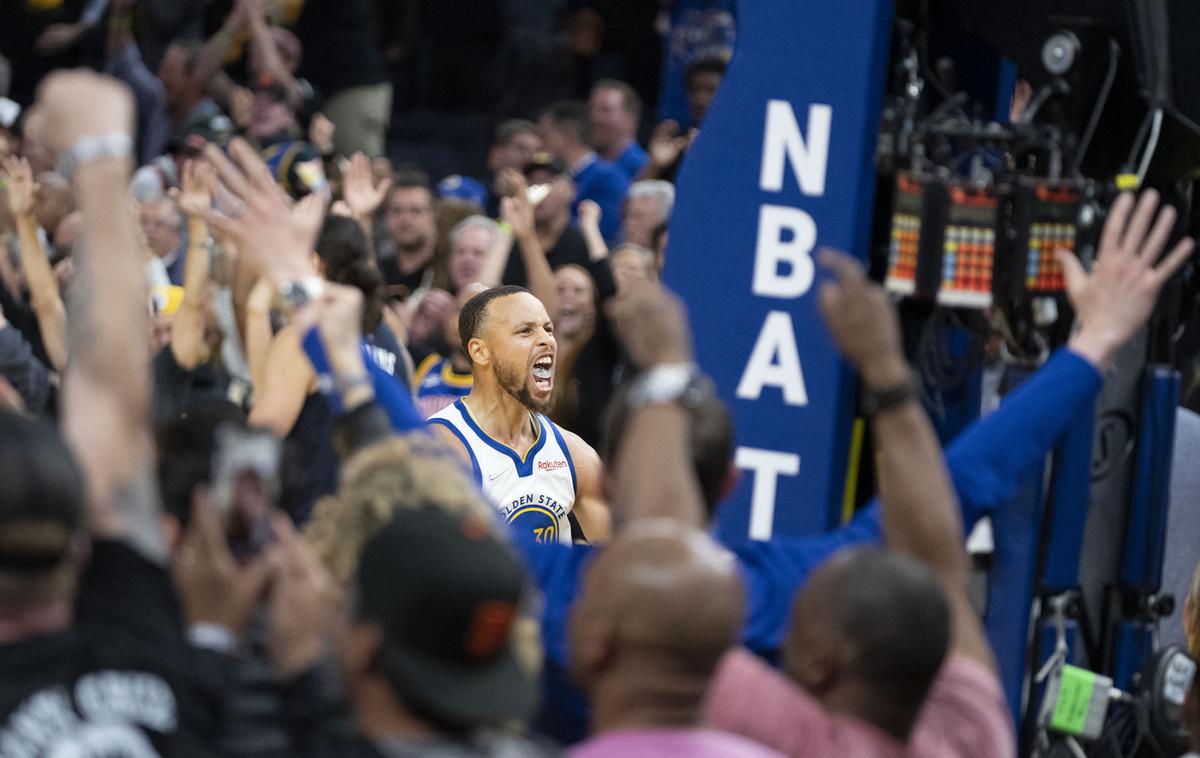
[568, 523, 783, 758]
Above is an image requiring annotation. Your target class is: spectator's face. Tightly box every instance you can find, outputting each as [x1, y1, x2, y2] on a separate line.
[537, 117, 571, 161]
[449, 226, 492, 291]
[384, 187, 436, 252]
[554, 267, 595, 342]
[622, 195, 663, 249]
[140, 200, 183, 259]
[488, 132, 541, 174]
[250, 91, 294, 140]
[612, 247, 656, 293]
[687, 71, 724, 126]
[589, 88, 634, 152]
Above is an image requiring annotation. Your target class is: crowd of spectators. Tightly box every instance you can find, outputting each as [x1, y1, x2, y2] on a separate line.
[1, 2, 1199, 757]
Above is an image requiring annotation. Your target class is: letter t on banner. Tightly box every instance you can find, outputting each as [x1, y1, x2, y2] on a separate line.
[664, 0, 893, 540]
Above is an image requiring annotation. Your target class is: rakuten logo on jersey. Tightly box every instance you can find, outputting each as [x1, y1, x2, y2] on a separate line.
[537, 460, 567, 472]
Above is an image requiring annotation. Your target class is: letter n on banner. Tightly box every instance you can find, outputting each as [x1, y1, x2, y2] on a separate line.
[663, 0, 893, 540]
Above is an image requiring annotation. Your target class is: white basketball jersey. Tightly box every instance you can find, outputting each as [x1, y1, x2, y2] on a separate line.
[429, 399, 577, 545]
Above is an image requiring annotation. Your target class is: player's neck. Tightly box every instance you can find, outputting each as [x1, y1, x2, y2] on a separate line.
[464, 384, 534, 445]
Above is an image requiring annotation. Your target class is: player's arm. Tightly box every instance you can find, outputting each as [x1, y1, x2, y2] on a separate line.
[563, 431, 611, 543]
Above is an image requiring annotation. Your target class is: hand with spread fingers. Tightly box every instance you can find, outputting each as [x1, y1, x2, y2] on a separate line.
[342, 151, 392, 221]
[171, 159, 216, 218]
[201, 138, 325, 284]
[1061, 190, 1195, 370]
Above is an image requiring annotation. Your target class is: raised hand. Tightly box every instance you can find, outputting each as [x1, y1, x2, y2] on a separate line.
[202, 138, 325, 283]
[342, 151, 391, 221]
[1, 156, 38, 219]
[648, 120, 690, 169]
[24, 70, 134, 159]
[308, 113, 336, 158]
[816, 248, 908, 390]
[1059, 190, 1195, 370]
[578, 199, 601, 233]
[612, 283, 693, 369]
[170, 159, 215, 218]
[499, 168, 535, 240]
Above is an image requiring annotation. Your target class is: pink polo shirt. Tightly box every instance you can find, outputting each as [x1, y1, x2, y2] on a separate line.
[570, 728, 786, 758]
[704, 649, 1014, 758]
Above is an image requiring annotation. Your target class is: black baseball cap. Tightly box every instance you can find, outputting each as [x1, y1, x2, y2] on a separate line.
[524, 151, 567, 178]
[356, 505, 538, 727]
[0, 410, 83, 571]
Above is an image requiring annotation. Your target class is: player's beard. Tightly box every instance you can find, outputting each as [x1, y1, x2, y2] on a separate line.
[496, 359, 554, 414]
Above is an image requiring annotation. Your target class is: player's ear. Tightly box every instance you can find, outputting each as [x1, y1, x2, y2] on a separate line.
[468, 337, 490, 366]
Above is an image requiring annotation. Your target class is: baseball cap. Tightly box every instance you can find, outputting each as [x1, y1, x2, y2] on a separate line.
[524, 151, 567, 178]
[437, 175, 488, 208]
[356, 505, 538, 728]
[0, 411, 83, 571]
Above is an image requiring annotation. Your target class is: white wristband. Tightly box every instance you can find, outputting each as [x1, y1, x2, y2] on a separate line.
[187, 622, 238, 653]
[56, 133, 133, 182]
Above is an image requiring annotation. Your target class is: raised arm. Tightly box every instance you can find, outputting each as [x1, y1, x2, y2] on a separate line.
[502, 169, 558, 316]
[1, 157, 68, 371]
[610, 286, 705, 528]
[242, 0, 302, 103]
[341, 152, 391, 242]
[577, 199, 609, 263]
[27, 72, 164, 561]
[817, 248, 993, 669]
[169, 160, 216, 370]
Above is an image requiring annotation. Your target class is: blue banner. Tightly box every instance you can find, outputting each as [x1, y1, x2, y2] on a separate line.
[665, 1, 894, 540]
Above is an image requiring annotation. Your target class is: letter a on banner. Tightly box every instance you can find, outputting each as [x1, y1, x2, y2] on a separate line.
[664, 0, 893, 539]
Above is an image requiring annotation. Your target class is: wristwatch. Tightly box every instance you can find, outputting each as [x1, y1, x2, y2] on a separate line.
[56, 133, 133, 182]
[626, 362, 712, 409]
[278, 277, 324, 313]
[859, 374, 922, 417]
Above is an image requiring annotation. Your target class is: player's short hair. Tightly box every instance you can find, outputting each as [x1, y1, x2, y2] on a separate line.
[458, 285, 531, 361]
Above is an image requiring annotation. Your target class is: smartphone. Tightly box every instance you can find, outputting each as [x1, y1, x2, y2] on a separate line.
[211, 424, 281, 561]
[526, 183, 551, 206]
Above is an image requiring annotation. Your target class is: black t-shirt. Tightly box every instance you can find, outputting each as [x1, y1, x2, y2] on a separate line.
[152, 347, 229, 426]
[502, 226, 590, 289]
[0, 540, 187, 755]
[294, 0, 389, 96]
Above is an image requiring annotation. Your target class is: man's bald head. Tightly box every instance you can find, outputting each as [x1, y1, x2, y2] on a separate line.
[784, 547, 950, 739]
[569, 523, 744, 693]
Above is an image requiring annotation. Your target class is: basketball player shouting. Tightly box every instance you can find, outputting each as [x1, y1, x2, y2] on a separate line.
[430, 286, 611, 545]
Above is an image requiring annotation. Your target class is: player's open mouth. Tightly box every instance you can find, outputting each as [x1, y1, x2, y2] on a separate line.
[532, 356, 554, 390]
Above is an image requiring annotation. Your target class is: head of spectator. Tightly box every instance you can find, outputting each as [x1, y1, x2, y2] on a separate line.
[525, 153, 575, 229]
[554, 264, 597, 345]
[316, 216, 386, 334]
[337, 505, 539, 735]
[139, 198, 184, 261]
[783, 547, 951, 739]
[622, 180, 673, 250]
[602, 381, 736, 519]
[447, 215, 502, 292]
[538, 101, 592, 167]
[487, 119, 541, 178]
[611, 243, 658, 294]
[34, 171, 73, 236]
[383, 169, 437, 258]
[589, 80, 641, 161]
[685, 57, 728, 127]
[158, 42, 206, 121]
[250, 76, 298, 143]
[0, 410, 87, 643]
[570, 523, 745, 735]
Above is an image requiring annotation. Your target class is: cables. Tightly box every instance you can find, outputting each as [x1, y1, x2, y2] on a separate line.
[1071, 40, 1121, 177]
[1137, 108, 1164, 184]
